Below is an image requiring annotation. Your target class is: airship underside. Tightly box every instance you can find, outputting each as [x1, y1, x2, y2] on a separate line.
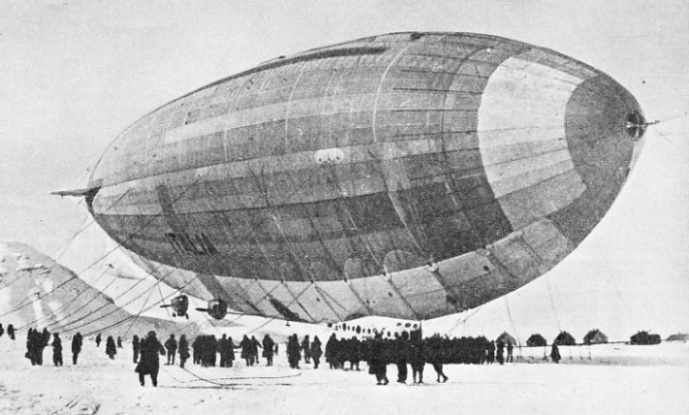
[84, 32, 645, 322]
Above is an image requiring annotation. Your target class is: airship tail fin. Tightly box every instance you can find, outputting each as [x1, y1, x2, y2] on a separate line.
[51, 185, 100, 197]
[51, 185, 101, 214]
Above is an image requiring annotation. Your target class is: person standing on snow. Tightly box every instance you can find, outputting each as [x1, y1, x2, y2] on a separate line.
[240, 335, 252, 366]
[178, 334, 190, 369]
[287, 334, 301, 369]
[71, 332, 83, 365]
[262, 334, 275, 366]
[369, 333, 389, 385]
[301, 335, 312, 364]
[408, 331, 425, 384]
[426, 335, 448, 383]
[105, 336, 117, 359]
[132, 335, 140, 363]
[325, 333, 340, 369]
[394, 332, 409, 384]
[550, 343, 561, 364]
[311, 336, 323, 369]
[164, 334, 178, 365]
[36, 328, 50, 365]
[135, 331, 166, 387]
[250, 336, 262, 366]
[496, 339, 505, 365]
[52, 333, 63, 366]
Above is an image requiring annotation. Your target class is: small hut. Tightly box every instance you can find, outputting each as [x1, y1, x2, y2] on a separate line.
[666, 333, 689, 343]
[496, 332, 517, 345]
[526, 333, 547, 347]
[583, 329, 608, 345]
[630, 331, 661, 345]
[554, 331, 576, 346]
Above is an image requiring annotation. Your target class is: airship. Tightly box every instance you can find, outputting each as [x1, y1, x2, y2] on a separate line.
[60, 32, 647, 323]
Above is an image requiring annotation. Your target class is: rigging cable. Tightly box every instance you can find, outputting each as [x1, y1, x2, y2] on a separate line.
[18, 264, 114, 330]
[0, 175, 206, 321]
[0, 191, 131, 294]
[44, 261, 167, 330]
[80, 273, 202, 337]
[61, 267, 178, 333]
[119, 279, 159, 340]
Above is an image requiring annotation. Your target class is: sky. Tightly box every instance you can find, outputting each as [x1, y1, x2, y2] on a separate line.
[1, 0, 688, 341]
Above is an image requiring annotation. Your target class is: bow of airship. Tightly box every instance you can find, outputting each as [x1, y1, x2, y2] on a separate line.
[78, 32, 646, 323]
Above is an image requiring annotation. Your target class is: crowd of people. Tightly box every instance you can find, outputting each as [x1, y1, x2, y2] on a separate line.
[0, 323, 17, 340]
[163, 331, 523, 385]
[3, 320, 566, 388]
[23, 327, 84, 366]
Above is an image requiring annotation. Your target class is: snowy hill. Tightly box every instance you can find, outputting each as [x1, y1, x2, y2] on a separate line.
[0, 241, 201, 340]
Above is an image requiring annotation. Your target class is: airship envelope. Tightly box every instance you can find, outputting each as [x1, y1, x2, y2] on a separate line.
[81, 32, 646, 322]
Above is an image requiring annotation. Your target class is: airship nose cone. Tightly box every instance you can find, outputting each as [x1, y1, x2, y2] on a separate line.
[477, 54, 643, 245]
[556, 75, 645, 242]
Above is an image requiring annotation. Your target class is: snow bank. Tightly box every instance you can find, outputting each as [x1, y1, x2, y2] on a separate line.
[0, 333, 687, 415]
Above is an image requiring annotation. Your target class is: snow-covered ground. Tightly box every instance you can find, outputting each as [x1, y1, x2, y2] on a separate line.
[0, 336, 687, 415]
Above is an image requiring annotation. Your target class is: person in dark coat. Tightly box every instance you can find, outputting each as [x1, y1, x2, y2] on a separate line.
[25, 328, 33, 365]
[7, 324, 15, 340]
[95, 333, 102, 347]
[325, 333, 340, 369]
[349, 337, 362, 371]
[250, 336, 262, 366]
[105, 336, 117, 359]
[197, 335, 210, 367]
[208, 335, 218, 367]
[240, 335, 252, 366]
[506, 342, 514, 363]
[369, 333, 389, 385]
[496, 339, 505, 365]
[394, 332, 409, 384]
[71, 332, 83, 365]
[408, 331, 425, 384]
[301, 335, 311, 364]
[426, 335, 448, 383]
[262, 334, 275, 366]
[218, 334, 237, 367]
[287, 334, 301, 369]
[550, 343, 561, 364]
[311, 336, 323, 369]
[117, 336, 123, 349]
[218, 334, 229, 367]
[226, 336, 236, 367]
[178, 335, 190, 368]
[487, 340, 495, 364]
[52, 333, 63, 366]
[36, 328, 49, 365]
[191, 336, 201, 365]
[136, 331, 166, 387]
[132, 335, 140, 363]
[25, 328, 36, 365]
[164, 334, 178, 365]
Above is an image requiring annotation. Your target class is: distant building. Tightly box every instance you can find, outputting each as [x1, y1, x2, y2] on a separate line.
[583, 329, 608, 345]
[665, 333, 689, 343]
[630, 331, 661, 345]
[496, 332, 517, 345]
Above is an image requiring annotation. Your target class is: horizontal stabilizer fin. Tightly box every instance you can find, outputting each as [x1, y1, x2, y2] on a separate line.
[51, 186, 100, 197]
